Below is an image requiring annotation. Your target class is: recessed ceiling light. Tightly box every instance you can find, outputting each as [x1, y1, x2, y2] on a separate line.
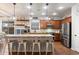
[44, 17, 50, 20]
[42, 13, 45, 15]
[45, 17, 49, 19]
[30, 12, 34, 15]
[43, 6, 48, 10]
[52, 12, 57, 15]
[58, 6, 64, 10]
[13, 16, 16, 20]
[29, 17, 32, 19]
[48, 17, 51, 20]
[43, 3, 48, 10]
[27, 5, 31, 9]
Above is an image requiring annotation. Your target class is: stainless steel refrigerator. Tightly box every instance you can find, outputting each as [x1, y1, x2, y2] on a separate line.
[61, 22, 71, 48]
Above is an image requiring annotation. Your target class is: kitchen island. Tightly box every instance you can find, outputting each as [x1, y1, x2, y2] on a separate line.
[5, 34, 54, 55]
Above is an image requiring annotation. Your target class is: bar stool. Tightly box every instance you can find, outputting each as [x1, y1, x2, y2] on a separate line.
[26, 37, 33, 54]
[40, 37, 47, 54]
[18, 39, 27, 55]
[23, 40, 27, 55]
[8, 40, 13, 55]
[50, 36, 54, 55]
[38, 40, 41, 55]
[46, 38, 54, 55]
[17, 40, 23, 55]
[51, 40, 54, 55]
[46, 40, 49, 55]
[32, 38, 41, 55]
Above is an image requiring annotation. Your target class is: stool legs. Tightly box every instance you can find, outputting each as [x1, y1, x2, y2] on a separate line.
[52, 42, 54, 55]
[8, 40, 54, 55]
[46, 42, 49, 55]
[32, 43, 34, 55]
[38, 43, 41, 55]
[9, 43, 13, 55]
[17, 43, 21, 55]
[24, 42, 27, 55]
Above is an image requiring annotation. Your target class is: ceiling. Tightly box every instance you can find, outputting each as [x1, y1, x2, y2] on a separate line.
[0, 3, 76, 19]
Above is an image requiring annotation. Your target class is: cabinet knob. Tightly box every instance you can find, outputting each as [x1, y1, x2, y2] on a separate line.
[75, 35, 77, 36]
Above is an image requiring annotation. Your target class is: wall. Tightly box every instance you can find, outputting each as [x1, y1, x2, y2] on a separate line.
[71, 4, 79, 52]
[62, 8, 71, 19]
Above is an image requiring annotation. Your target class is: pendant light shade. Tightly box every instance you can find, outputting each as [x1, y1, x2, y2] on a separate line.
[13, 3, 16, 20]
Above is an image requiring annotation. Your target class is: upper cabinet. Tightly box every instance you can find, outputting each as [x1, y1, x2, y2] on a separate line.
[40, 20, 48, 29]
[62, 17, 71, 23]
[49, 20, 62, 29]
[40, 20, 62, 29]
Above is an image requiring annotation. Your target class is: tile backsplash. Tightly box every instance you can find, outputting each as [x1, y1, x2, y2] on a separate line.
[30, 29, 60, 33]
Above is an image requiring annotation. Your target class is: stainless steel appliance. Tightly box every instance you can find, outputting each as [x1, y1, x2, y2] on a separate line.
[61, 22, 71, 48]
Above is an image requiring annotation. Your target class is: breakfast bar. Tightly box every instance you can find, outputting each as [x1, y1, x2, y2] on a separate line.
[6, 34, 54, 55]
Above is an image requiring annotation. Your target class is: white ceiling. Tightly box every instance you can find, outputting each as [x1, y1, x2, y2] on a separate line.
[0, 3, 76, 19]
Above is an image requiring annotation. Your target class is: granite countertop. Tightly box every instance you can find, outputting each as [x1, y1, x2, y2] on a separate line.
[6, 34, 54, 37]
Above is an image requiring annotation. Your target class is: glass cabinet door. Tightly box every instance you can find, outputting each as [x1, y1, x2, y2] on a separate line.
[2, 21, 14, 34]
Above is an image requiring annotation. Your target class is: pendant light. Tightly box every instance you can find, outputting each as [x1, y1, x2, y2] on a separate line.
[13, 3, 16, 20]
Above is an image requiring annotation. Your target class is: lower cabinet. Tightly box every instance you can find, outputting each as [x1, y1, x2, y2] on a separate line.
[53, 33, 61, 41]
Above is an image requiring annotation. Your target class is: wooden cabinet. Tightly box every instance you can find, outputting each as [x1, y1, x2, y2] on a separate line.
[49, 20, 61, 29]
[62, 17, 71, 23]
[40, 20, 61, 29]
[40, 20, 47, 29]
[53, 33, 61, 41]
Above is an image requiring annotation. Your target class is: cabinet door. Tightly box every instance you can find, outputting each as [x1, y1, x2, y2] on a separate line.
[9, 27, 14, 34]
[40, 20, 47, 29]
[54, 33, 61, 41]
[62, 17, 71, 23]
[49, 20, 61, 29]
